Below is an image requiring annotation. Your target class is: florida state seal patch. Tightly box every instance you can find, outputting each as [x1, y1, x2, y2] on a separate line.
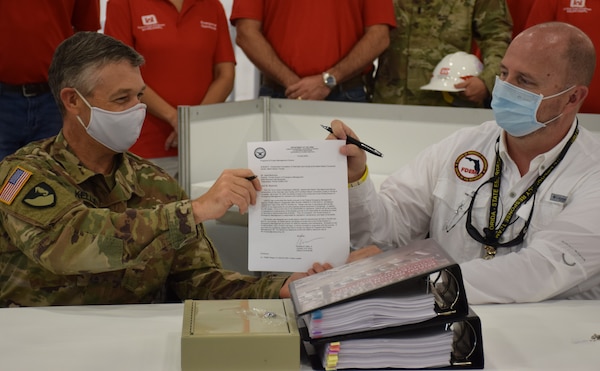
[454, 151, 488, 182]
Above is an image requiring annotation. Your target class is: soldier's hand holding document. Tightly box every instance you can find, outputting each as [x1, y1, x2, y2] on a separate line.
[247, 140, 349, 272]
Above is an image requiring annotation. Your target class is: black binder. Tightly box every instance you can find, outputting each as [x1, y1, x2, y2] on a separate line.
[289, 239, 469, 342]
[301, 307, 484, 370]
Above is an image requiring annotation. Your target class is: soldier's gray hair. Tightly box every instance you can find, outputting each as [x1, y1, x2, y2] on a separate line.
[48, 32, 145, 114]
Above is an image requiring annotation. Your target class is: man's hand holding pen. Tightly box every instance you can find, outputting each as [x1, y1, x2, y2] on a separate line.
[190, 169, 261, 224]
[321, 124, 383, 157]
[324, 120, 370, 183]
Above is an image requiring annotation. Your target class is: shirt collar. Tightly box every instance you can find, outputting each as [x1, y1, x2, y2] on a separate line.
[50, 131, 145, 198]
[498, 118, 578, 176]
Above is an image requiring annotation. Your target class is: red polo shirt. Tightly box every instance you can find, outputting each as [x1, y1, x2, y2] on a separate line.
[526, 0, 600, 114]
[105, 0, 236, 158]
[0, 0, 100, 84]
[506, 0, 536, 38]
[230, 0, 397, 77]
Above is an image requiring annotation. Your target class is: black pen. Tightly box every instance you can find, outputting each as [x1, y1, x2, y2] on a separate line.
[321, 124, 383, 157]
[245, 175, 258, 181]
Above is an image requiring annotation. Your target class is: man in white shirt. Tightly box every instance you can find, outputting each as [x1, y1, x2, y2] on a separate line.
[328, 22, 599, 304]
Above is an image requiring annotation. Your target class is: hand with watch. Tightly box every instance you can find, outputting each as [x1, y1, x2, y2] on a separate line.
[284, 72, 337, 100]
[322, 72, 337, 89]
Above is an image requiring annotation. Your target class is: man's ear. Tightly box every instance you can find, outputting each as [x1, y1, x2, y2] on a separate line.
[568, 85, 589, 108]
[60, 87, 82, 115]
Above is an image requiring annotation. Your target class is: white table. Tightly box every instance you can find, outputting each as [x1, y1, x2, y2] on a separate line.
[0, 301, 599, 370]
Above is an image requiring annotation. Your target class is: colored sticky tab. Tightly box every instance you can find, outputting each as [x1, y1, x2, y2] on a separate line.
[328, 342, 340, 353]
[0, 166, 32, 205]
[311, 309, 323, 319]
[324, 341, 341, 370]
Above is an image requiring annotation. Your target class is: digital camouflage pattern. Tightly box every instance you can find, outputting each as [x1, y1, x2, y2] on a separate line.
[373, 0, 512, 107]
[0, 132, 287, 307]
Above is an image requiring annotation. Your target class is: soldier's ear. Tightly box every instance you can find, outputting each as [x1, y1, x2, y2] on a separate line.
[61, 88, 84, 115]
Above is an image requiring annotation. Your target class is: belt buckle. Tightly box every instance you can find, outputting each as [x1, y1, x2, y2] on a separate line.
[22, 84, 37, 97]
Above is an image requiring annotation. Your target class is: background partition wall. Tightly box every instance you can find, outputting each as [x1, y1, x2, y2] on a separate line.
[179, 99, 500, 196]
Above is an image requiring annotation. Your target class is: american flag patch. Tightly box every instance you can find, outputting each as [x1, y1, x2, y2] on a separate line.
[0, 166, 32, 205]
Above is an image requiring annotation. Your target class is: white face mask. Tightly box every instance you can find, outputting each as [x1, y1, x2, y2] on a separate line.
[75, 90, 146, 153]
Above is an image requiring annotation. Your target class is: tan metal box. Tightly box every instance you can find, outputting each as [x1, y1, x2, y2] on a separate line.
[181, 299, 299, 371]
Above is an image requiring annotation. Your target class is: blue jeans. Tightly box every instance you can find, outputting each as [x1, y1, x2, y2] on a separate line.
[259, 85, 368, 103]
[0, 88, 62, 160]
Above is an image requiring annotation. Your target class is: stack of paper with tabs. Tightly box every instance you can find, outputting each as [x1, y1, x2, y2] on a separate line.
[311, 308, 483, 370]
[320, 327, 454, 370]
[305, 280, 436, 339]
[289, 239, 484, 370]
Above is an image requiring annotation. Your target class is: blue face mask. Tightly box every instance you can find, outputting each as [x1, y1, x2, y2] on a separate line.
[491, 76, 574, 137]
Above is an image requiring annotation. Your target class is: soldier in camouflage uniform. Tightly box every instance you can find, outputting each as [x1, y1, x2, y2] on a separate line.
[0, 32, 325, 307]
[373, 0, 513, 108]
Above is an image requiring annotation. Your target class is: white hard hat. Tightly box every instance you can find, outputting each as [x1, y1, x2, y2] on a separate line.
[420, 52, 483, 92]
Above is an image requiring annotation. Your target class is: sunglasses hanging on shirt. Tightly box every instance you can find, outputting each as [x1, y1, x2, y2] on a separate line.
[464, 125, 579, 259]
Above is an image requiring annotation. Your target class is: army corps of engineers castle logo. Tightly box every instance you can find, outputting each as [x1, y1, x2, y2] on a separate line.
[566, 0, 592, 12]
[138, 14, 165, 31]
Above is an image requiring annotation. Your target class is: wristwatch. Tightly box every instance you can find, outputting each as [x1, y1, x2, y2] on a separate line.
[322, 72, 337, 89]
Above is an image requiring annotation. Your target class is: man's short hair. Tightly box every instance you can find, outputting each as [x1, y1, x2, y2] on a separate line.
[525, 22, 596, 87]
[48, 32, 145, 114]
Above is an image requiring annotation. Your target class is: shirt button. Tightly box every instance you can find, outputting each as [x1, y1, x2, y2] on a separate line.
[509, 192, 516, 198]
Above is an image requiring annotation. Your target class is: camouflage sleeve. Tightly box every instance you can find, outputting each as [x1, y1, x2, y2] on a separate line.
[473, 0, 513, 93]
[0, 165, 199, 275]
[168, 223, 289, 300]
[1, 155, 289, 302]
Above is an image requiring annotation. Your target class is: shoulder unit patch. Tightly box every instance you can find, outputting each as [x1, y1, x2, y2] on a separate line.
[22, 182, 57, 208]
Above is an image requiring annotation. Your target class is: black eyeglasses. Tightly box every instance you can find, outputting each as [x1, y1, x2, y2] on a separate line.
[464, 176, 536, 250]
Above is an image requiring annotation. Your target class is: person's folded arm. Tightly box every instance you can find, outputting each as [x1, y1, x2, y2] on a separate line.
[326, 24, 391, 85]
[234, 18, 300, 88]
[200, 62, 235, 105]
